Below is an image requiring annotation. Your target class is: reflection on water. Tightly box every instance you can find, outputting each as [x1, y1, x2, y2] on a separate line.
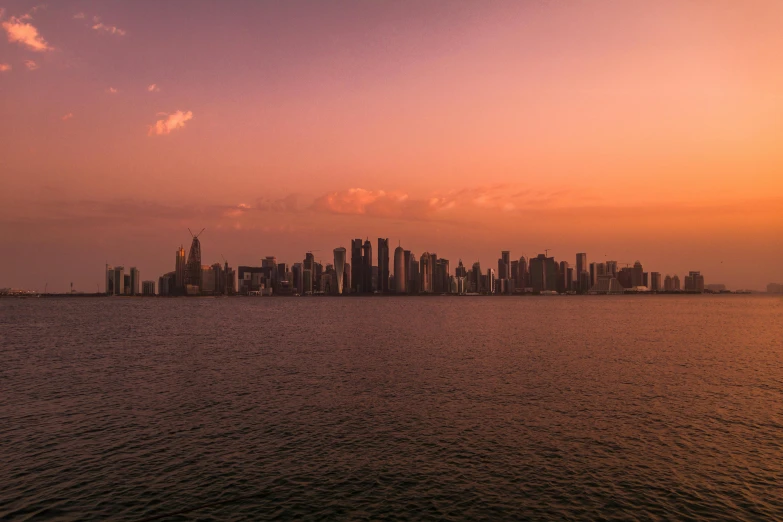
[1, 296, 782, 520]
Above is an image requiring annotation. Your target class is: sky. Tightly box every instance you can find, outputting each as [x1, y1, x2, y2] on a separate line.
[1, 0, 782, 292]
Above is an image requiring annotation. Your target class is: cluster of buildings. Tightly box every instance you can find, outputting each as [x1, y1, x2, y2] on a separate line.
[104, 232, 714, 297]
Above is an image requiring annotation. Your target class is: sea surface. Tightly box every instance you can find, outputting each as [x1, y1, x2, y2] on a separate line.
[1, 296, 782, 521]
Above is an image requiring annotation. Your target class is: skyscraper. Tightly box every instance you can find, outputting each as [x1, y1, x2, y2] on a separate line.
[351, 239, 363, 293]
[185, 232, 203, 289]
[333, 247, 346, 294]
[105, 264, 124, 295]
[394, 245, 406, 293]
[518, 256, 528, 289]
[362, 239, 373, 293]
[501, 251, 510, 281]
[632, 261, 644, 288]
[420, 253, 432, 293]
[175, 246, 185, 290]
[377, 238, 389, 293]
[129, 267, 140, 295]
[650, 272, 662, 292]
[576, 253, 587, 292]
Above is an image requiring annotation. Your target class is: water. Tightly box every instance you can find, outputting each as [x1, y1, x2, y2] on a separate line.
[1, 296, 782, 520]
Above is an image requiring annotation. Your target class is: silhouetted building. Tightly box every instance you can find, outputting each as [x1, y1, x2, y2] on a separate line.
[362, 239, 373, 293]
[175, 246, 185, 290]
[333, 247, 346, 294]
[185, 233, 203, 289]
[632, 261, 644, 288]
[684, 271, 705, 292]
[142, 281, 155, 296]
[394, 245, 406, 293]
[351, 239, 363, 293]
[105, 265, 124, 295]
[378, 238, 389, 293]
[650, 272, 662, 292]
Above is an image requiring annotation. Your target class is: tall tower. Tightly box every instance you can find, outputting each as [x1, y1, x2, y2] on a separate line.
[333, 247, 347, 295]
[185, 229, 204, 289]
[377, 238, 390, 293]
[175, 246, 186, 289]
[351, 239, 363, 293]
[362, 239, 373, 293]
[394, 245, 406, 293]
[501, 251, 511, 280]
[420, 252, 432, 293]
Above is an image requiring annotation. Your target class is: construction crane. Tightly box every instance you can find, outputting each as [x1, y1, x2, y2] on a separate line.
[544, 249, 552, 257]
[188, 228, 205, 238]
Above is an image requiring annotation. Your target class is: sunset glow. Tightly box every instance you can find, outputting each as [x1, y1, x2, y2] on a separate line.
[1, 0, 782, 291]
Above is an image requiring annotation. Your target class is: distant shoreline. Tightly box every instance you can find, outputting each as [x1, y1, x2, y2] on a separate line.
[1, 292, 767, 299]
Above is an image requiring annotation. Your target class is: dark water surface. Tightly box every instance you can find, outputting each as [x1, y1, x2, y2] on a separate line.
[2, 296, 783, 521]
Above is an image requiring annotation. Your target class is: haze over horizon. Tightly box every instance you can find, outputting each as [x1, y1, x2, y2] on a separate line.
[2, 0, 782, 291]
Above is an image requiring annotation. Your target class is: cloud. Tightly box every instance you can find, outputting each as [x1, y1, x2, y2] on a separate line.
[24, 59, 38, 71]
[91, 16, 126, 36]
[61, 113, 73, 121]
[147, 110, 193, 136]
[222, 195, 300, 217]
[73, 13, 85, 19]
[310, 185, 595, 223]
[2, 14, 53, 52]
[147, 83, 159, 92]
[0, 63, 11, 72]
[106, 87, 118, 94]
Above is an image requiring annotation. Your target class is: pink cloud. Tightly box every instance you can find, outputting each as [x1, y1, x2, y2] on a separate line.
[0, 63, 11, 72]
[147, 110, 193, 136]
[106, 87, 118, 94]
[310, 185, 594, 222]
[73, 13, 85, 19]
[147, 83, 159, 92]
[61, 113, 74, 121]
[24, 60, 38, 71]
[2, 15, 53, 52]
[92, 16, 126, 36]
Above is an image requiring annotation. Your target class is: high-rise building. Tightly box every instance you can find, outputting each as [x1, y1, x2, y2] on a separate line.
[558, 261, 570, 293]
[408, 252, 419, 294]
[501, 251, 510, 281]
[664, 275, 673, 291]
[142, 280, 155, 296]
[576, 253, 587, 281]
[394, 246, 406, 293]
[530, 255, 547, 292]
[105, 265, 124, 295]
[471, 261, 482, 293]
[606, 260, 618, 278]
[684, 271, 705, 292]
[420, 253, 432, 293]
[129, 267, 140, 295]
[292, 263, 303, 294]
[333, 247, 346, 294]
[518, 256, 528, 289]
[351, 239, 363, 293]
[175, 246, 186, 290]
[650, 272, 661, 292]
[185, 232, 203, 290]
[362, 239, 373, 293]
[672, 274, 681, 291]
[343, 262, 351, 293]
[632, 261, 644, 288]
[378, 238, 390, 293]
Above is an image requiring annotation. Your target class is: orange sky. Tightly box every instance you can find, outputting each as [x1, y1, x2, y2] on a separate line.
[1, 1, 782, 290]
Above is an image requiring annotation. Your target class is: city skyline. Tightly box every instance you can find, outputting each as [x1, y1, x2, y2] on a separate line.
[2, 1, 783, 291]
[84, 230, 723, 296]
